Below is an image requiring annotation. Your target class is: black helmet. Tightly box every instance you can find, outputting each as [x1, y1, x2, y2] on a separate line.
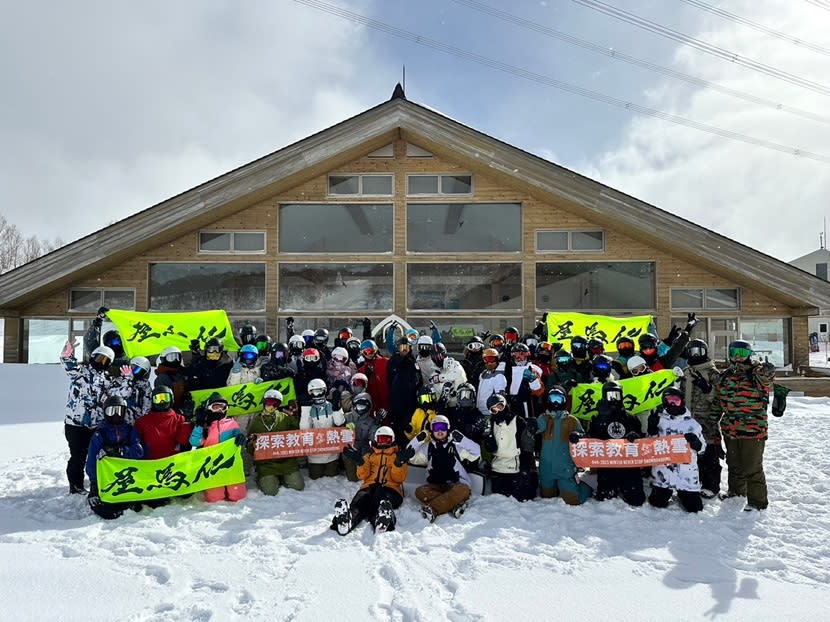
[685, 339, 709, 366]
[431, 342, 447, 365]
[352, 392, 373, 416]
[417, 386, 435, 406]
[254, 334, 271, 356]
[638, 333, 659, 352]
[486, 393, 508, 414]
[547, 386, 567, 410]
[511, 342, 531, 364]
[269, 341, 288, 363]
[456, 383, 476, 409]
[662, 386, 686, 415]
[313, 328, 329, 347]
[465, 336, 484, 355]
[522, 334, 539, 354]
[204, 337, 224, 361]
[587, 338, 605, 357]
[238, 324, 257, 346]
[571, 336, 588, 360]
[592, 354, 614, 379]
[488, 333, 505, 349]
[102, 330, 124, 357]
[503, 327, 520, 344]
[616, 336, 635, 357]
[728, 340, 753, 363]
[151, 385, 174, 411]
[601, 381, 623, 403]
[345, 336, 361, 353]
[205, 391, 229, 421]
[555, 350, 574, 368]
[337, 326, 353, 342]
[103, 395, 128, 424]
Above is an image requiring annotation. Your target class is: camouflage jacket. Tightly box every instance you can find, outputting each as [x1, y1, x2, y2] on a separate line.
[714, 360, 775, 440]
[680, 361, 723, 443]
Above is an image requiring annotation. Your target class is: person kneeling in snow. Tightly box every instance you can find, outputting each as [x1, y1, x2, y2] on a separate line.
[86, 395, 145, 520]
[647, 387, 707, 513]
[246, 389, 304, 496]
[189, 392, 247, 503]
[400, 415, 481, 522]
[332, 426, 408, 535]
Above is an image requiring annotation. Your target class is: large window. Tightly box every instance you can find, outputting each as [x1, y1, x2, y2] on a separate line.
[536, 262, 655, 311]
[407, 203, 521, 253]
[537, 230, 605, 252]
[279, 264, 393, 312]
[279, 204, 393, 253]
[328, 174, 393, 197]
[740, 318, 790, 368]
[149, 263, 266, 311]
[69, 288, 135, 312]
[407, 263, 522, 311]
[24, 319, 70, 364]
[199, 231, 265, 254]
[671, 288, 740, 310]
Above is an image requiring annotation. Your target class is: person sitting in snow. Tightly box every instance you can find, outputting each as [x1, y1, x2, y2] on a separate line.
[646, 387, 707, 513]
[332, 426, 409, 534]
[246, 389, 305, 496]
[398, 415, 481, 522]
[539, 386, 592, 505]
[86, 395, 145, 520]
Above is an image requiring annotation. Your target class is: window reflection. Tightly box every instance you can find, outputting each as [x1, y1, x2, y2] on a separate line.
[279, 204, 393, 253]
[536, 262, 655, 310]
[407, 203, 521, 252]
[150, 263, 265, 311]
[407, 263, 522, 310]
[279, 264, 393, 311]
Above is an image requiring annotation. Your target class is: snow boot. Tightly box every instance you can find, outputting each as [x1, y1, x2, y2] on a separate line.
[332, 498, 352, 536]
[420, 505, 436, 523]
[69, 483, 88, 495]
[374, 499, 396, 533]
[700, 488, 716, 500]
[451, 501, 468, 519]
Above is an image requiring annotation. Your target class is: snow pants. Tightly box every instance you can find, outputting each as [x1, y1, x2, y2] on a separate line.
[308, 460, 339, 480]
[724, 437, 768, 509]
[204, 482, 247, 503]
[540, 476, 592, 505]
[491, 471, 538, 502]
[65, 424, 94, 492]
[648, 485, 703, 513]
[416, 482, 471, 517]
[349, 484, 403, 530]
[595, 468, 645, 506]
[257, 470, 304, 496]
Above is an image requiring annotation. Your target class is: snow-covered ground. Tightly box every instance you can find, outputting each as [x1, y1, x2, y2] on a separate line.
[1, 365, 829, 621]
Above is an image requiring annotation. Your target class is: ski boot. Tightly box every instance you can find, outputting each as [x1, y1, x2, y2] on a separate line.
[374, 499, 396, 533]
[332, 498, 352, 536]
[450, 501, 468, 519]
[420, 505, 436, 523]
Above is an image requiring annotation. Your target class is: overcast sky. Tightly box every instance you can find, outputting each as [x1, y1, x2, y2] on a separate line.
[1, 0, 828, 262]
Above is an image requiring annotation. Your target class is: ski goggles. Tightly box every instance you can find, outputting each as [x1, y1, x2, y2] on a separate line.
[91, 353, 111, 366]
[131, 365, 147, 377]
[686, 345, 706, 359]
[375, 434, 394, 446]
[616, 342, 635, 355]
[352, 380, 367, 391]
[537, 342, 553, 353]
[489, 338, 504, 348]
[431, 421, 449, 433]
[629, 362, 648, 376]
[104, 405, 126, 418]
[593, 361, 611, 374]
[664, 394, 683, 407]
[207, 401, 228, 413]
[729, 347, 753, 361]
[466, 341, 484, 352]
[640, 346, 657, 357]
[547, 392, 567, 408]
[205, 349, 222, 361]
[107, 336, 122, 348]
[483, 354, 499, 364]
[263, 398, 281, 408]
[151, 392, 171, 405]
[361, 347, 376, 358]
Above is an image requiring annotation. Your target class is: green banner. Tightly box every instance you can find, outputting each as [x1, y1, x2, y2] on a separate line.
[190, 378, 298, 418]
[450, 326, 475, 338]
[545, 312, 652, 350]
[570, 369, 677, 420]
[106, 309, 238, 358]
[96, 439, 245, 502]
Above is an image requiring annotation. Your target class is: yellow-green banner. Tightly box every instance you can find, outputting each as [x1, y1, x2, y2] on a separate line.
[96, 439, 245, 502]
[570, 369, 677, 420]
[106, 309, 239, 358]
[545, 312, 653, 350]
[190, 378, 298, 418]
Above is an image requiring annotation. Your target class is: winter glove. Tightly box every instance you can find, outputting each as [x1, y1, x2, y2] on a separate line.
[450, 429, 464, 443]
[415, 431, 429, 444]
[691, 374, 712, 394]
[61, 340, 75, 359]
[684, 432, 702, 452]
[286, 316, 295, 330]
[389, 320, 399, 333]
[119, 365, 132, 378]
[625, 431, 640, 443]
[684, 312, 698, 333]
[195, 408, 207, 428]
[374, 408, 388, 425]
[330, 389, 342, 411]
[103, 444, 124, 458]
[772, 383, 789, 417]
[525, 417, 538, 435]
[342, 445, 365, 465]
[394, 445, 415, 467]
[665, 325, 680, 346]
[484, 435, 498, 453]
[345, 422, 356, 431]
[479, 330, 491, 339]
[647, 412, 660, 436]
[522, 367, 536, 382]
[231, 360, 242, 373]
[568, 432, 582, 444]
[362, 317, 372, 330]
[234, 434, 247, 447]
[429, 320, 438, 331]
[532, 320, 546, 339]
[254, 377, 263, 384]
[96, 306, 109, 320]
[189, 339, 202, 355]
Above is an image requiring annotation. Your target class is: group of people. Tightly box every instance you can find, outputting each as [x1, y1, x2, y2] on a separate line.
[62, 308, 779, 528]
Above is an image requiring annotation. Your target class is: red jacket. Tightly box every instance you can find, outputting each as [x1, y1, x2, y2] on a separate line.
[359, 355, 389, 410]
[135, 409, 193, 459]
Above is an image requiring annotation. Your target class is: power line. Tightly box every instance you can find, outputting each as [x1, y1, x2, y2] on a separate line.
[676, 0, 830, 57]
[292, 0, 830, 164]
[449, 0, 830, 125]
[571, 0, 830, 96]
[804, 0, 830, 12]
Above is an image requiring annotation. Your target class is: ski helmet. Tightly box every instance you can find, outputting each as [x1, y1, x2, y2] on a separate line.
[616, 336, 635, 357]
[431, 342, 447, 366]
[430, 414, 451, 433]
[331, 347, 349, 364]
[504, 327, 520, 345]
[263, 389, 283, 408]
[555, 351, 574, 368]
[360, 339, 378, 359]
[288, 335, 305, 356]
[372, 425, 396, 449]
[685, 339, 710, 366]
[254, 335, 271, 357]
[102, 330, 124, 357]
[159, 346, 182, 366]
[728, 340, 753, 363]
[601, 381, 623, 403]
[313, 328, 329, 348]
[488, 334, 505, 349]
[536, 340, 553, 362]
[345, 337, 361, 354]
[456, 383, 477, 409]
[238, 324, 258, 346]
[638, 333, 659, 355]
[337, 326, 353, 342]
[269, 342, 288, 363]
[661, 386, 686, 416]
[404, 328, 419, 344]
[522, 334, 539, 354]
[570, 336, 588, 361]
[417, 334, 434, 357]
[591, 354, 614, 379]
[351, 372, 368, 393]
[90, 345, 115, 371]
[547, 386, 567, 410]
[205, 337, 224, 361]
[627, 355, 649, 377]
[417, 386, 435, 406]
[587, 338, 605, 357]
[129, 356, 151, 380]
[239, 344, 259, 367]
[151, 385, 174, 411]
[103, 395, 128, 424]
[486, 393, 508, 415]
[352, 392, 372, 416]
[307, 378, 327, 401]
[511, 342, 530, 364]
[302, 347, 320, 364]
[301, 329, 314, 346]
[465, 336, 484, 355]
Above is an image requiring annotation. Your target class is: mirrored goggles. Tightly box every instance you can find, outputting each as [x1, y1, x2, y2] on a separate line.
[489, 338, 504, 348]
[664, 394, 683, 407]
[729, 347, 752, 360]
[687, 346, 706, 358]
[151, 392, 171, 405]
[431, 421, 449, 433]
[263, 398, 281, 408]
[548, 393, 567, 408]
[361, 348, 376, 358]
[91, 353, 111, 366]
[108, 336, 122, 348]
[593, 362, 611, 373]
[206, 350, 222, 361]
[538, 342, 553, 352]
[352, 380, 367, 390]
[208, 401, 228, 413]
[641, 346, 657, 356]
[163, 352, 182, 364]
[617, 343, 634, 355]
[104, 405, 125, 418]
[375, 434, 394, 446]
[483, 355, 499, 364]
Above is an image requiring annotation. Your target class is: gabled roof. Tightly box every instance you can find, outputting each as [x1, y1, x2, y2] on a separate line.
[3, 90, 830, 314]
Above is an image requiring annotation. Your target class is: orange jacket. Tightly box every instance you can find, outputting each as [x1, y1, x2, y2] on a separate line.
[356, 445, 408, 497]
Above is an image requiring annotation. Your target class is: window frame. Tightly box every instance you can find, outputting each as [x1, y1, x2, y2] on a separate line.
[198, 230, 266, 255]
[536, 229, 606, 253]
[406, 201, 522, 254]
[148, 261, 267, 313]
[406, 173, 474, 196]
[68, 288, 136, 313]
[406, 261, 524, 313]
[326, 173, 394, 197]
[670, 287, 741, 311]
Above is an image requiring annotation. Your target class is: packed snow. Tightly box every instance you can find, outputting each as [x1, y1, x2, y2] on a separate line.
[1, 364, 828, 621]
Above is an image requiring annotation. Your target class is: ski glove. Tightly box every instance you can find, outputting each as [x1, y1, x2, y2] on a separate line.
[665, 325, 680, 346]
[195, 409, 207, 427]
[647, 413, 660, 437]
[96, 306, 109, 320]
[450, 429, 465, 443]
[429, 320, 438, 331]
[684, 432, 702, 452]
[234, 434, 247, 447]
[522, 367, 536, 382]
[342, 445, 364, 465]
[394, 445, 415, 467]
[483, 435, 498, 453]
[330, 390, 342, 411]
[189, 339, 202, 355]
[231, 360, 242, 373]
[568, 432, 582, 445]
[524, 417, 538, 435]
[362, 317, 372, 330]
[625, 431, 640, 443]
[374, 409, 388, 424]
[684, 312, 698, 333]
[61, 340, 75, 359]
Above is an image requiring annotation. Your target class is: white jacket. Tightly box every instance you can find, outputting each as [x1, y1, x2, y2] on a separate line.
[491, 417, 521, 474]
[477, 365, 507, 416]
[300, 401, 346, 464]
[227, 364, 261, 386]
[651, 408, 707, 492]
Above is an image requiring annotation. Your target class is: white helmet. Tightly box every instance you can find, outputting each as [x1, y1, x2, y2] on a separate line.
[90, 346, 115, 370]
[430, 414, 451, 431]
[417, 334, 434, 356]
[627, 355, 649, 377]
[307, 378, 327, 400]
[263, 389, 283, 402]
[372, 425, 396, 448]
[159, 346, 182, 365]
[129, 356, 151, 379]
[331, 347, 349, 364]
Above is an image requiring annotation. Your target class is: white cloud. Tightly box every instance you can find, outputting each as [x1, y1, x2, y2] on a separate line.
[583, 0, 830, 261]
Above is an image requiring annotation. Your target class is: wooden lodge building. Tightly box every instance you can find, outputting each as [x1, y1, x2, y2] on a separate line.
[2, 85, 830, 369]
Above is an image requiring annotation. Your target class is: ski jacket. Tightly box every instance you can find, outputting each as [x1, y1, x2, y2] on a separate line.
[715, 360, 775, 440]
[62, 354, 113, 428]
[343, 409, 379, 456]
[408, 434, 481, 488]
[407, 407, 438, 441]
[186, 355, 234, 392]
[642, 331, 690, 372]
[488, 413, 535, 475]
[154, 363, 188, 410]
[85, 422, 144, 482]
[428, 357, 468, 402]
[190, 416, 243, 448]
[417, 355, 439, 387]
[357, 445, 408, 497]
[588, 404, 642, 441]
[650, 408, 706, 492]
[134, 409, 193, 459]
[247, 410, 300, 476]
[299, 401, 346, 464]
[358, 356, 389, 411]
[326, 358, 357, 387]
[476, 366, 507, 416]
[537, 409, 583, 483]
[226, 364, 261, 386]
[680, 361, 723, 443]
[259, 361, 295, 383]
[387, 353, 421, 423]
[460, 354, 485, 389]
[110, 376, 151, 425]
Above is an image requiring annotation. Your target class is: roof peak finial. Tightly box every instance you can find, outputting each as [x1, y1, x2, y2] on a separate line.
[390, 82, 406, 101]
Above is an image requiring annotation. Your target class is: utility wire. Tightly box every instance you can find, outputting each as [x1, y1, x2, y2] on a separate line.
[676, 0, 830, 57]
[804, 0, 830, 12]
[449, 0, 830, 125]
[292, 0, 830, 164]
[572, 0, 830, 96]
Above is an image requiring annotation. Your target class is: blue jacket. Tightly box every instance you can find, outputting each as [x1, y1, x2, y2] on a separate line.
[85, 422, 144, 482]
